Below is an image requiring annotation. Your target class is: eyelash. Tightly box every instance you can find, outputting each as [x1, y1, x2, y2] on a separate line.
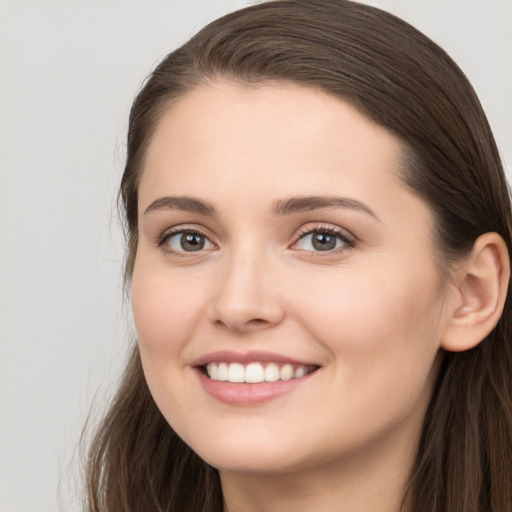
[292, 225, 356, 254]
[158, 224, 356, 256]
[159, 227, 216, 257]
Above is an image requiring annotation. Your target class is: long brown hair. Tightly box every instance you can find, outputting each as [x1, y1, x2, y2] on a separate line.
[85, 1, 512, 510]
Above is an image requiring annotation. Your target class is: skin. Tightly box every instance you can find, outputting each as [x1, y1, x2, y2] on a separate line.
[131, 82, 460, 512]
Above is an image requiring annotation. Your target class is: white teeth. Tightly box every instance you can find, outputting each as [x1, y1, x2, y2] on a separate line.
[264, 362, 280, 382]
[218, 362, 229, 381]
[294, 366, 307, 378]
[280, 364, 294, 381]
[207, 363, 219, 380]
[228, 362, 245, 383]
[205, 361, 314, 383]
[245, 362, 265, 383]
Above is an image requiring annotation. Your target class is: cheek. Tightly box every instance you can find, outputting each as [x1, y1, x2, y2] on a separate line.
[131, 264, 208, 356]
[293, 261, 444, 394]
[130, 263, 210, 426]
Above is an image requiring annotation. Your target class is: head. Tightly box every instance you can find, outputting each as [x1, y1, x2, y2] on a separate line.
[89, 1, 512, 510]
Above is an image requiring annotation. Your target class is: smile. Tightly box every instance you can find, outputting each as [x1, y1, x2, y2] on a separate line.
[194, 351, 321, 404]
[205, 362, 317, 383]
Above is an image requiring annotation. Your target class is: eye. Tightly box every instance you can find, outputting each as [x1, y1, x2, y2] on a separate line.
[162, 230, 215, 253]
[292, 227, 354, 253]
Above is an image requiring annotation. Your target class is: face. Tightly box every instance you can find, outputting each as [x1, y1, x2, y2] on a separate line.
[132, 82, 450, 476]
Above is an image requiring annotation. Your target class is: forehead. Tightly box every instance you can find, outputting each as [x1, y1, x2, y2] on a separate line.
[146, 81, 398, 159]
[144, 82, 401, 179]
[139, 82, 426, 228]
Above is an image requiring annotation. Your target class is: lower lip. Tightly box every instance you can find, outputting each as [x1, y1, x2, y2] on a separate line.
[196, 368, 316, 405]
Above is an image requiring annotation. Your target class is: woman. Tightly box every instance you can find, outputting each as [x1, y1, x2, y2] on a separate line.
[85, 1, 512, 510]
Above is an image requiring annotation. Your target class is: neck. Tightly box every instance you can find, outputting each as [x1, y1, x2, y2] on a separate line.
[220, 420, 420, 512]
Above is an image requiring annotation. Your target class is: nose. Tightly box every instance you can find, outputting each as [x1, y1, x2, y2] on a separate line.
[208, 249, 285, 334]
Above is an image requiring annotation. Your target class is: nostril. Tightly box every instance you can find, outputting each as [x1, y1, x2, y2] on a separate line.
[214, 317, 269, 332]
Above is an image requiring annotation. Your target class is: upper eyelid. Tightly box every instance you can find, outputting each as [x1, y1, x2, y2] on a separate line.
[294, 223, 356, 241]
[159, 225, 215, 244]
[296, 225, 348, 236]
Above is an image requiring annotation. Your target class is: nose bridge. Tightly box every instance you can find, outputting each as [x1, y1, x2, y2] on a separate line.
[210, 241, 284, 332]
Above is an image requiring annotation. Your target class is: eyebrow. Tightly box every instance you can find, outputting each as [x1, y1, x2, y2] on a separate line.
[272, 196, 379, 220]
[144, 196, 216, 216]
[143, 194, 378, 220]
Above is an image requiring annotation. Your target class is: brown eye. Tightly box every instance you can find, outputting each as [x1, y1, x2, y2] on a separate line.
[311, 232, 337, 251]
[164, 231, 214, 253]
[294, 229, 352, 253]
[180, 233, 205, 251]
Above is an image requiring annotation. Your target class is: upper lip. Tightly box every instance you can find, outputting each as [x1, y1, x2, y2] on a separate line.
[192, 350, 319, 367]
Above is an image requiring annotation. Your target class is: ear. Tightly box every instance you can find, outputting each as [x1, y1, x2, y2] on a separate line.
[441, 232, 510, 352]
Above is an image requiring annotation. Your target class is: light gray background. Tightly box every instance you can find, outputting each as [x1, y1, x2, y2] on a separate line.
[1, 1, 511, 511]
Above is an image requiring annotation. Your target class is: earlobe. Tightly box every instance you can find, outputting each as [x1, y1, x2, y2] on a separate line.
[441, 232, 510, 352]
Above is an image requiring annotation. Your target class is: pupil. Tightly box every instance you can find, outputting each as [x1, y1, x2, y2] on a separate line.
[181, 233, 205, 251]
[312, 233, 336, 251]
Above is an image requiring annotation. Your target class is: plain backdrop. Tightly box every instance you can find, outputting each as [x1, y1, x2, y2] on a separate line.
[1, 1, 511, 511]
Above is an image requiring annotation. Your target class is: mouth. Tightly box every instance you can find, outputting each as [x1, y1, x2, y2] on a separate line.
[201, 361, 319, 383]
[193, 351, 321, 404]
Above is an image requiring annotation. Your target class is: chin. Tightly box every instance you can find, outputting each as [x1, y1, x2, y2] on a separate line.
[185, 431, 308, 475]
[205, 451, 305, 476]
